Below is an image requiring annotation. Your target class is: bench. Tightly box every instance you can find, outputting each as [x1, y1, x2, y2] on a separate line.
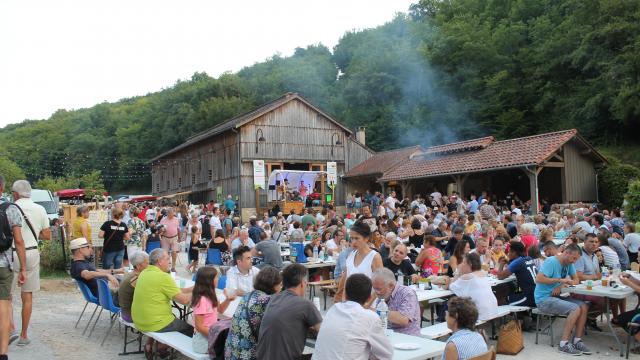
[532, 308, 567, 346]
[147, 331, 209, 360]
[308, 279, 335, 299]
[117, 316, 144, 356]
[421, 306, 528, 340]
[319, 283, 338, 310]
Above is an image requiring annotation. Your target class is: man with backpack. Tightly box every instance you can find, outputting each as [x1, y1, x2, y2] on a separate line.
[0, 175, 27, 360]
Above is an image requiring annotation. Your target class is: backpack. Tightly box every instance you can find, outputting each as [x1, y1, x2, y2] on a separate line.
[0, 202, 15, 252]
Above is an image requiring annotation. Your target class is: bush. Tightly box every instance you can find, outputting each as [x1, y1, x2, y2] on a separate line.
[598, 163, 640, 207]
[625, 179, 640, 223]
[39, 227, 70, 273]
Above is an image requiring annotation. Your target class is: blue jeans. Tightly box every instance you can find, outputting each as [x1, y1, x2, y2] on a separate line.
[103, 249, 125, 269]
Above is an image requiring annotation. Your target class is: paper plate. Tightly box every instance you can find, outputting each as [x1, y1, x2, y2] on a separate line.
[394, 343, 420, 350]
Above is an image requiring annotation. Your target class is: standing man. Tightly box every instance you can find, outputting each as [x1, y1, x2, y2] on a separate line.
[9, 180, 50, 346]
[385, 191, 398, 220]
[159, 208, 180, 273]
[0, 175, 27, 360]
[257, 264, 322, 360]
[209, 207, 222, 236]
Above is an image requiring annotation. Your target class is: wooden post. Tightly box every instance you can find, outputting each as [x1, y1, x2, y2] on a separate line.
[255, 188, 260, 216]
[525, 167, 541, 214]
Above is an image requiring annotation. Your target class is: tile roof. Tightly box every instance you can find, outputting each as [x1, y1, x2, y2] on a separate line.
[380, 129, 583, 181]
[344, 145, 423, 178]
[423, 136, 494, 155]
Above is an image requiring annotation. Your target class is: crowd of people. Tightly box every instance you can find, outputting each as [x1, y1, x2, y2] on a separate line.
[4, 174, 640, 359]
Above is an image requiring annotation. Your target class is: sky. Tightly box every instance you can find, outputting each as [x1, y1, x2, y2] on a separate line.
[0, 0, 414, 127]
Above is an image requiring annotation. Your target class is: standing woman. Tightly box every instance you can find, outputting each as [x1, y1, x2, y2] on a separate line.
[337, 220, 384, 301]
[99, 207, 130, 270]
[72, 206, 92, 241]
[127, 206, 146, 257]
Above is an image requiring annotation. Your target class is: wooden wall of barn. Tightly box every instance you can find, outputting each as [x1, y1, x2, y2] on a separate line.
[239, 99, 348, 161]
[151, 131, 239, 201]
[563, 140, 598, 202]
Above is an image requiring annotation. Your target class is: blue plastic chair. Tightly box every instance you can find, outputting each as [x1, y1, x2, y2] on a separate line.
[146, 241, 161, 253]
[75, 279, 101, 336]
[217, 275, 226, 290]
[205, 248, 223, 265]
[96, 279, 121, 346]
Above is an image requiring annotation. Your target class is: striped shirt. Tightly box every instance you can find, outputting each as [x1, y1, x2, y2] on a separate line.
[442, 329, 487, 360]
[599, 246, 620, 269]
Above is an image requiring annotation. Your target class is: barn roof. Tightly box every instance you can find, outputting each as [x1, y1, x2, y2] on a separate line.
[343, 145, 424, 178]
[150, 92, 354, 162]
[379, 129, 607, 181]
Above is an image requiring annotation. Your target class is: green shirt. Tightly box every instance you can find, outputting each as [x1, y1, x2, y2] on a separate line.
[131, 265, 180, 332]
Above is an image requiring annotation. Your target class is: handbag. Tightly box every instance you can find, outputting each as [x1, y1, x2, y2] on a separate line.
[496, 319, 524, 355]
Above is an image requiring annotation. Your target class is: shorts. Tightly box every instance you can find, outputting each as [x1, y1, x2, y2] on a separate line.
[161, 235, 180, 252]
[537, 296, 584, 316]
[571, 293, 604, 309]
[192, 331, 208, 354]
[0, 267, 13, 300]
[12, 249, 40, 293]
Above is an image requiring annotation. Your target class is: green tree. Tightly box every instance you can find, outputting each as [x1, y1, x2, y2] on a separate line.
[625, 179, 640, 223]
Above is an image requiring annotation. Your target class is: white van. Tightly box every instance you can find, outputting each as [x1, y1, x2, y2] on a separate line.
[31, 189, 59, 222]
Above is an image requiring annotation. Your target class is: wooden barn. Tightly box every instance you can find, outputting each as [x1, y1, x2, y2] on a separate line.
[345, 129, 608, 212]
[149, 92, 373, 219]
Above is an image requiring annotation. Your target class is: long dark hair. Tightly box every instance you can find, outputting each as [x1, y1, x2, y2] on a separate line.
[453, 239, 469, 264]
[191, 266, 218, 308]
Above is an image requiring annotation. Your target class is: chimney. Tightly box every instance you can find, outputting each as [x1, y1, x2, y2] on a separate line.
[356, 126, 366, 145]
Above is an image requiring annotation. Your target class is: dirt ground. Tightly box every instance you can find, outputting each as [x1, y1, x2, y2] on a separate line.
[6, 262, 639, 360]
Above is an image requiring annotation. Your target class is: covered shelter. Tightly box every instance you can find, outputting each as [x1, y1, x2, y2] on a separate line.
[347, 129, 608, 212]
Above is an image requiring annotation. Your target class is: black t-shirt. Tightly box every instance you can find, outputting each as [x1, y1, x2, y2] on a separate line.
[209, 238, 229, 252]
[71, 259, 98, 297]
[445, 234, 475, 255]
[383, 258, 416, 278]
[304, 243, 324, 257]
[100, 220, 128, 252]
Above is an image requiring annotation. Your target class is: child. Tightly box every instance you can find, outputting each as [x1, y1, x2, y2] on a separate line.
[191, 267, 236, 353]
[187, 226, 202, 273]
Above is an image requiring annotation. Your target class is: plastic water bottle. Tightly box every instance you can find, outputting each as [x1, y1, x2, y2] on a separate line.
[291, 245, 297, 263]
[397, 273, 404, 286]
[313, 246, 319, 261]
[602, 267, 609, 280]
[318, 248, 325, 261]
[376, 298, 389, 330]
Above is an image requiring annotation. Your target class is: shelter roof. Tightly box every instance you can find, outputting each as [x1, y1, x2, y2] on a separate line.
[343, 145, 424, 178]
[379, 129, 607, 181]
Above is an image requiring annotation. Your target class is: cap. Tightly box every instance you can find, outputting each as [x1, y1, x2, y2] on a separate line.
[70, 238, 90, 250]
[481, 199, 488, 203]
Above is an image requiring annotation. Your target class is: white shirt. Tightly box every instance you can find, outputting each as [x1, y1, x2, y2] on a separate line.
[316, 213, 325, 224]
[346, 250, 377, 279]
[449, 273, 498, 321]
[312, 301, 392, 360]
[210, 215, 222, 232]
[146, 208, 157, 222]
[624, 233, 640, 253]
[15, 198, 49, 248]
[325, 239, 338, 250]
[225, 265, 259, 294]
[599, 246, 620, 269]
[385, 196, 396, 210]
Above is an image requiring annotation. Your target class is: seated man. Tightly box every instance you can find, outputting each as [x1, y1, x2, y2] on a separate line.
[469, 237, 491, 267]
[447, 252, 499, 321]
[371, 268, 421, 336]
[118, 251, 149, 322]
[252, 234, 283, 269]
[69, 238, 122, 302]
[132, 248, 193, 357]
[257, 264, 322, 360]
[382, 243, 418, 283]
[534, 244, 590, 355]
[313, 273, 392, 360]
[496, 242, 536, 307]
[445, 227, 474, 256]
[574, 233, 605, 329]
[231, 229, 255, 250]
[226, 246, 260, 296]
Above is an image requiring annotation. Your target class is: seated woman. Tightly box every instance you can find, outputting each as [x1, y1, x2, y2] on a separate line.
[447, 239, 471, 278]
[416, 235, 443, 277]
[443, 296, 488, 360]
[446, 252, 499, 321]
[383, 243, 419, 283]
[225, 267, 283, 360]
[191, 266, 236, 354]
[619, 273, 640, 354]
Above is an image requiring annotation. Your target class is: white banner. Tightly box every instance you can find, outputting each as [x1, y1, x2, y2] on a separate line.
[327, 161, 337, 188]
[88, 210, 108, 247]
[253, 160, 266, 190]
